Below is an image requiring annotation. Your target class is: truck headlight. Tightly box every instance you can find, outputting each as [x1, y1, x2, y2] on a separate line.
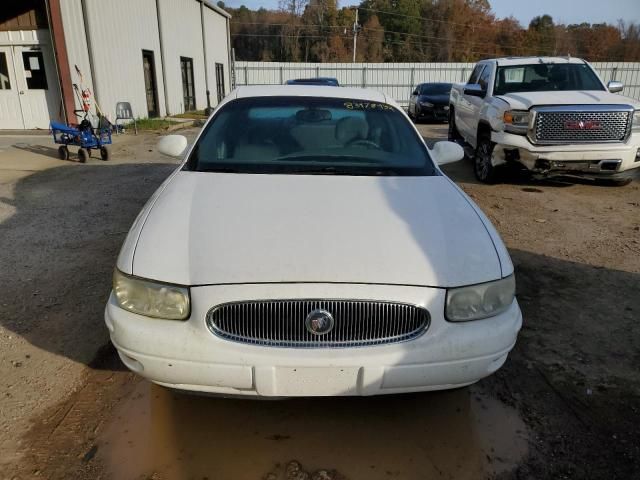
[445, 275, 515, 322]
[632, 110, 640, 133]
[503, 110, 530, 135]
[113, 269, 190, 320]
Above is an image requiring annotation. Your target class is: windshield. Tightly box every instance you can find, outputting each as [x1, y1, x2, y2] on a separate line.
[186, 97, 437, 176]
[494, 63, 604, 95]
[420, 84, 452, 95]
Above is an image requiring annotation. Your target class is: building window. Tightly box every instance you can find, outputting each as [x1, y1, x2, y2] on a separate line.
[22, 51, 47, 89]
[215, 63, 225, 103]
[0, 52, 11, 90]
[180, 56, 195, 112]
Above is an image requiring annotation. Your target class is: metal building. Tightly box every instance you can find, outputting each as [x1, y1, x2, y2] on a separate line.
[0, 0, 231, 130]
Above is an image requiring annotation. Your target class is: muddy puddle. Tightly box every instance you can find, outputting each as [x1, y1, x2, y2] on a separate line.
[95, 381, 528, 480]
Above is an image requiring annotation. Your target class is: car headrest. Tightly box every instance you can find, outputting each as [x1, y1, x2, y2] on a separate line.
[335, 116, 369, 144]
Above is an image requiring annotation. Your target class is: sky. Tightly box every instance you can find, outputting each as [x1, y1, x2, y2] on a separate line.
[221, 0, 640, 26]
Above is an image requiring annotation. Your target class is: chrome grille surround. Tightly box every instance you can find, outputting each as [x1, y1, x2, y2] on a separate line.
[530, 104, 634, 145]
[206, 299, 430, 348]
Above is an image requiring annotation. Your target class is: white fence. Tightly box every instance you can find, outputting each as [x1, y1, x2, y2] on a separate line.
[234, 61, 640, 107]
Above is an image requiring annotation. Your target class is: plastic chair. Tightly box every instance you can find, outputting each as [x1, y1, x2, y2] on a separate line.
[115, 102, 137, 135]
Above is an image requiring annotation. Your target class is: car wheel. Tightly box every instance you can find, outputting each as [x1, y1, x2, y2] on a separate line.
[57, 146, 69, 161]
[474, 135, 499, 184]
[448, 109, 463, 141]
[78, 148, 88, 163]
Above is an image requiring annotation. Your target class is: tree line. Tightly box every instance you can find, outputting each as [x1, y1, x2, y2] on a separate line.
[219, 0, 640, 62]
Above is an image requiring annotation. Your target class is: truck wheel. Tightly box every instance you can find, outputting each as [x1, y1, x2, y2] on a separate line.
[448, 109, 463, 142]
[57, 146, 69, 161]
[474, 136, 499, 184]
[77, 148, 88, 163]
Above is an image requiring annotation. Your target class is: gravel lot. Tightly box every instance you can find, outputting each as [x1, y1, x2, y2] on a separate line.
[0, 124, 638, 479]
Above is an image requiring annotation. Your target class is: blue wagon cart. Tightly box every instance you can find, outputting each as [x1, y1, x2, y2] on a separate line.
[50, 120, 112, 163]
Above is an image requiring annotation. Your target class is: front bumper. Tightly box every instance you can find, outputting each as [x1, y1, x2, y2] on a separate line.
[105, 283, 522, 396]
[417, 105, 449, 119]
[491, 131, 640, 178]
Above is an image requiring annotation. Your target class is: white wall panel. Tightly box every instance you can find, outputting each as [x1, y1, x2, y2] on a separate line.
[59, 0, 94, 114]
[158, 0, 206, 114]
[83, 0, 166, 119]
[203, 6, 230, 106]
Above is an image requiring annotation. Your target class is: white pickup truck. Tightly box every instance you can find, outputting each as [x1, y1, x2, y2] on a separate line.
[449, 57, 640, 185]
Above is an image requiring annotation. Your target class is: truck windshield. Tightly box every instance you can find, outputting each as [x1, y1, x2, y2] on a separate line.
[186, 97, 437, 176]
[494, 63, 605, 95]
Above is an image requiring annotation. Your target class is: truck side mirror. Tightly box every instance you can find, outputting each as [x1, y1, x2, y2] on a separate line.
[607, 81, 624, 93]
[464, 84, 485, 98]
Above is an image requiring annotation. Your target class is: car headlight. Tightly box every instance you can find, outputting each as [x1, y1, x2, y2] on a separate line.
[420, 101, 434, 107]
[113, 269, 190, 320]
[632, 110, 640, 133]
[503, 110, 530, 135]
[445, 275, 515, 322]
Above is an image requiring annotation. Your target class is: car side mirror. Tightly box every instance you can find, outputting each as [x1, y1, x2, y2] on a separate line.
[157, 135, 188, 157]
[464, 84, 485, 98]
[432, 141, 464, 166]
[607, 81, 624, 93]
[412, 90, 419, 96]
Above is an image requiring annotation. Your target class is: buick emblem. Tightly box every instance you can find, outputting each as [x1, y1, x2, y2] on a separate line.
[305, 309, 335, 335]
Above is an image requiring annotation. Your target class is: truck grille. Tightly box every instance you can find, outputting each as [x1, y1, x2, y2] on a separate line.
[206, 300, 430, 348]
[533, 108, 632, 144]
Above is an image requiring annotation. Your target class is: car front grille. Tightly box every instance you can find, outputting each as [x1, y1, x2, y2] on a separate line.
[206, 300, 430, 348]
[533, 108, 632, 144]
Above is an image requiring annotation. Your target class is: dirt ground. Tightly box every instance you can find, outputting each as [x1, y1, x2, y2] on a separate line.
[0, 124, 638, 480]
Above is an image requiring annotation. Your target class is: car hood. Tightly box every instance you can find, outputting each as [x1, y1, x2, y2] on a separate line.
[420, 94, 450, 105]
[131, 172, 502, 287]
[496, 90, 640, 110]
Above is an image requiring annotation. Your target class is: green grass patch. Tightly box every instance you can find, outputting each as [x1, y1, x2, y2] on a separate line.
[171, 110, 208, 119]
[135, 118, 181, 130]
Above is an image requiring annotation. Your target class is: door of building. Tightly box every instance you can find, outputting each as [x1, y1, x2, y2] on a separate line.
[180, 56, 195, 112]
[0, 45, 61, 130]
[142, 50, 159, 117]
[13, 46, 59, 129]
[0, 46, 24, 129]
[215, 63, 225, 104]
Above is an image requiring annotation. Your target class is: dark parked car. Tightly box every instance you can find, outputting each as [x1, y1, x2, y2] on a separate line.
[408, 83, 453, 123]
[285, 77, 340, 86]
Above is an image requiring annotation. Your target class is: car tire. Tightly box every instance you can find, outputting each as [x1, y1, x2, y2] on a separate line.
[448, 109, 463, 142]
[57, 146, 69, 161]
[474, 135, 499, 184]
[78, 148, 88, 163]
[100, 146, 111, 161]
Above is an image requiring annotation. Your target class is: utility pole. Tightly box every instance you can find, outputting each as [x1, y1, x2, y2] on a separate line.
[352, 8, 360, 63]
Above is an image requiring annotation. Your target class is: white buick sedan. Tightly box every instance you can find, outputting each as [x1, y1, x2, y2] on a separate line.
[105, 86, 522, 396]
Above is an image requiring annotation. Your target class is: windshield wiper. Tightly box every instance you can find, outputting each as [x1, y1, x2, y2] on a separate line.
[198, 167, 243, 173]
[287, 166, 401, 176]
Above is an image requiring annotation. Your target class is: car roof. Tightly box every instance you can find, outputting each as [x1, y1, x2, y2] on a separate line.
[418, 82, 452, 86]
[234, 85, 388, 103]
[489, 56, 587, 66]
